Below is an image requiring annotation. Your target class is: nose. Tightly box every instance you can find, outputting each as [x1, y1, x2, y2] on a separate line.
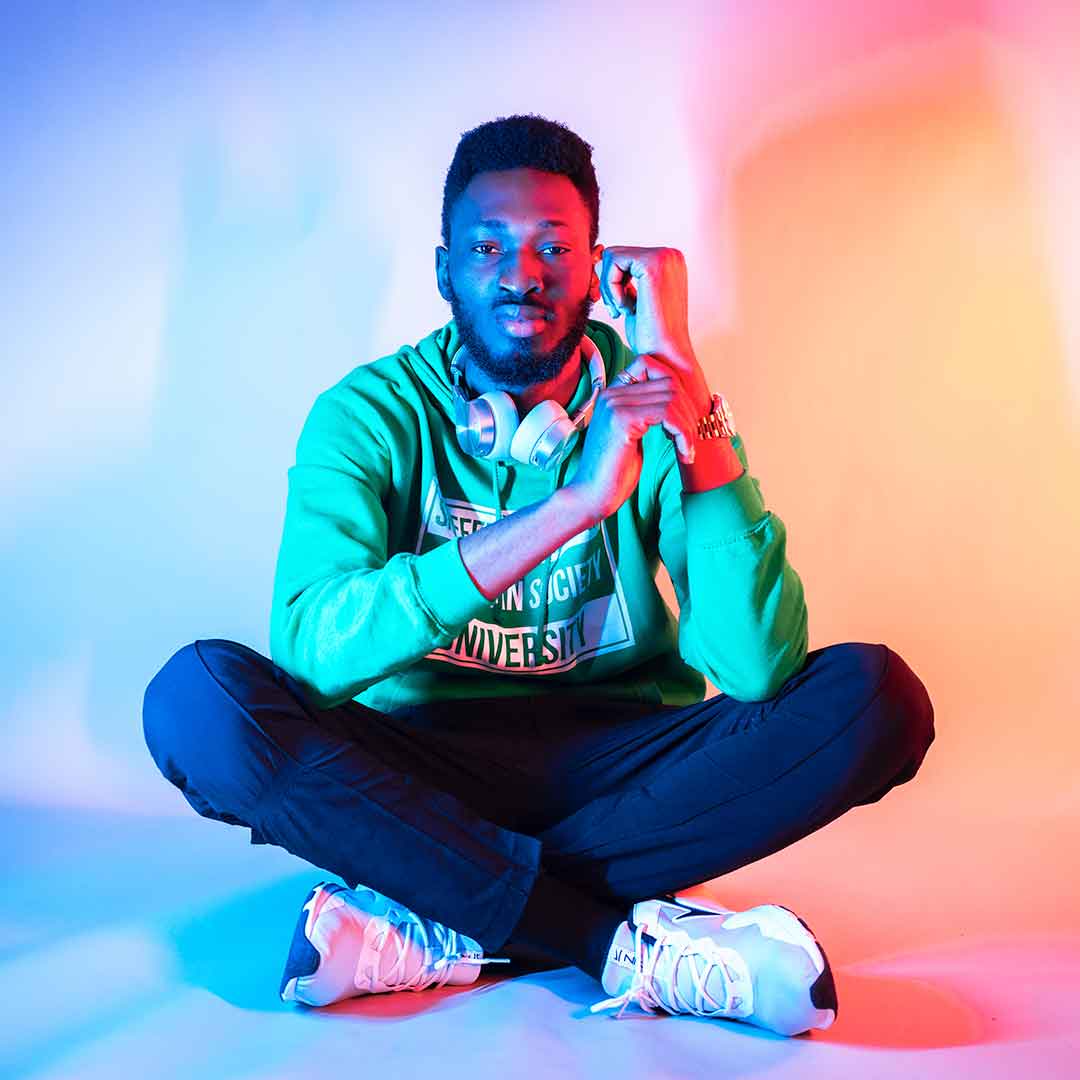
[498, 248, 545, 298]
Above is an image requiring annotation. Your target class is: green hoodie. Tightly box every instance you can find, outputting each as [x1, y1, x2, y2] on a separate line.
[269, 317, 808, 713]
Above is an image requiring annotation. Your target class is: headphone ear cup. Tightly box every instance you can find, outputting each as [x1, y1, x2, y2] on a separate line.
[510, 400, 575, 470]
[475, 390, 518, 460]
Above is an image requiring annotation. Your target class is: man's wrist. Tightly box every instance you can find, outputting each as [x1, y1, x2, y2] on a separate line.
[691, 389, 713, 416]
[555, 482, 604, 531]
[679, 434, 744, 492]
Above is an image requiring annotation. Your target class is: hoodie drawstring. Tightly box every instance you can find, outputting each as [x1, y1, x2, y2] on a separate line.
[533, 447, 578, 639]
[491, 460, 503, 524]
[490, 448, 575, 644]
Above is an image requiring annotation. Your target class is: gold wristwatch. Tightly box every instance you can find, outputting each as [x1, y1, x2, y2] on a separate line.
[697, 393, 737, 439]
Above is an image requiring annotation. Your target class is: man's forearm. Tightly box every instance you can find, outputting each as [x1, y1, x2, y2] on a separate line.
[459, 485, 597, 601]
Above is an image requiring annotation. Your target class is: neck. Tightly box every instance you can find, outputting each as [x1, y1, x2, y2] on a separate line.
[462, 345, 583, 414]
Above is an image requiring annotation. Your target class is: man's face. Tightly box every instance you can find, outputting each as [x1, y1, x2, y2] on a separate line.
[437, 167, 602, 391]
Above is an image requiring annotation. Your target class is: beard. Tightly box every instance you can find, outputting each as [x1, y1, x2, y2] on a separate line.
[445, 275, 597, 391]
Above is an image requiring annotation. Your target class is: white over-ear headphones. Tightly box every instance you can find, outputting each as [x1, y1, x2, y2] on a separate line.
[450, 332, 607, 471]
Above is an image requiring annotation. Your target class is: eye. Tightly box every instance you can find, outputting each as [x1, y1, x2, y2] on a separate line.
[471, 244, 570, 256]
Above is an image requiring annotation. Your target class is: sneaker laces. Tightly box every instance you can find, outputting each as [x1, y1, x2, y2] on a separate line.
[588, 920, 738, 1019]
[370, 907, 509, 993]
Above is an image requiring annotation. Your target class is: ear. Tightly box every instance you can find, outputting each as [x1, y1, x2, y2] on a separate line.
[590, 243, 605, 299]
[435, 246, 451, 303]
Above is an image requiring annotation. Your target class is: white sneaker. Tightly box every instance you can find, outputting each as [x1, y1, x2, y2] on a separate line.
[590, 895, 837, 1036]
[279, 881, 510, 1006]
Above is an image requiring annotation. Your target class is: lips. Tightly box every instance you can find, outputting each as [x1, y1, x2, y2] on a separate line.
[496, 305, 551, 338]
[497, 304, 550, 320]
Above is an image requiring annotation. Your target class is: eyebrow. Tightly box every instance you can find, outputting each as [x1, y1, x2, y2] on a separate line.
[474, 218, 571, 230]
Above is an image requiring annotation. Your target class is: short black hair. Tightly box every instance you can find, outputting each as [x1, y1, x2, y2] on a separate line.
[441, 114, 600, 251]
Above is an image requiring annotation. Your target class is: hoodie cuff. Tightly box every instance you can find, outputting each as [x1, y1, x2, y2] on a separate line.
[677, 436, 745, 493]
[681, 467, 767, 544]
[411, 538, 493, 637]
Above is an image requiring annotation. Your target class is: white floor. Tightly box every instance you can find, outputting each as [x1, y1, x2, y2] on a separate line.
[3, 795, 1078, 1079]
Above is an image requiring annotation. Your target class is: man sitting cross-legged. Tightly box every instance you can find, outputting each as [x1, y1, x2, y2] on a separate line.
[143, 114, 935, 1037]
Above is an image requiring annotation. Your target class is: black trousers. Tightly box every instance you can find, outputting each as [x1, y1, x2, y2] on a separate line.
[143, 639, 934, 952]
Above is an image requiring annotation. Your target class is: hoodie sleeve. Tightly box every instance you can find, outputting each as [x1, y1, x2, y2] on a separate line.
[269, 390, 492, 710]
[653, 432, 809, 702]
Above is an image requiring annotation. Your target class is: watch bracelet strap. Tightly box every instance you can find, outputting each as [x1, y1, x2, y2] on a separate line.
[696, 392, 736, 439]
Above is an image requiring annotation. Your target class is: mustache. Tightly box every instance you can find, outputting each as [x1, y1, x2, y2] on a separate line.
[496, 300, 552, 312]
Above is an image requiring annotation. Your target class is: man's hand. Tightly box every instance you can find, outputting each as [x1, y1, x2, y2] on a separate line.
[565, 367, 698, 524]
[598, 245, 713, 419]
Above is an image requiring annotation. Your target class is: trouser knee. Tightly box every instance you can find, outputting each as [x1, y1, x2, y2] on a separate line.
[143, 639, 275, 827]
[820, 642, 935, 802]
[820, 641, 933, 748]
[874, 645, 935, 785]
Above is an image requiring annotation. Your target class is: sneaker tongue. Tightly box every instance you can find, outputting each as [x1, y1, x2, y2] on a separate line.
[669, 940, 735, 1013]
[601, 920, 734, 1012]
[375, 923, 427, 987]
[374, 923, 484, 988]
